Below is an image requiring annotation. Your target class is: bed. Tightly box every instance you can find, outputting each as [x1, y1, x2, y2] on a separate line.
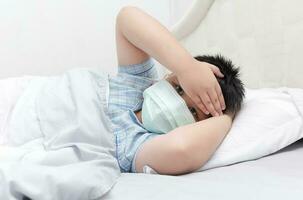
[104, 139, 303, 199]
[104, 0, 303, 199]
[1, 0, 303, 199]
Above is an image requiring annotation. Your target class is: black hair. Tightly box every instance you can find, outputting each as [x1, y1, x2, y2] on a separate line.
[194, 54, 245, 114]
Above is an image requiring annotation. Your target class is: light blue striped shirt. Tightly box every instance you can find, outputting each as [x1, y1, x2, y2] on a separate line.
[108, 58, 159, 172]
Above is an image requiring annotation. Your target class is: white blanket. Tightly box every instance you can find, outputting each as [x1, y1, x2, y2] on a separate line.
[0, 69, 120, 200]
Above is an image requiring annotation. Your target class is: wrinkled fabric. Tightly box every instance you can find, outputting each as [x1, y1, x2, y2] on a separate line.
[108, 58, 159, 172]
[0, 69, 120, 200]
[0, 76, 33, 145]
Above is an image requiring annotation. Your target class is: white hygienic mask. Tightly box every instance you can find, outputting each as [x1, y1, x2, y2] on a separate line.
[141, 80, 195, 134]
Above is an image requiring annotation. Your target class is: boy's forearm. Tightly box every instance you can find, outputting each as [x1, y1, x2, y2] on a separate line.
[174, 114, 233, 170]
[116, 6, 194, 73]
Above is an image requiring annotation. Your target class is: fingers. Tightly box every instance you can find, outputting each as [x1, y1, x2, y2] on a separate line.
[215, 83, 226, 111]
[192, 89, 223, 117]
[192, 96, 209, 115]
[210, 66, 224, 78]
[207, 89, 222, 116]
[200, 93, 218, 117]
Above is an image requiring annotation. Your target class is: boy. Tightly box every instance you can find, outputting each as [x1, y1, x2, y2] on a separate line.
[0, 6, 244, 177]
[112, 6, 244, 175]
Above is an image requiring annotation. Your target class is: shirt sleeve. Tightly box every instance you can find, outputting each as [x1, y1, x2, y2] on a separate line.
[118, 58, 158, 79]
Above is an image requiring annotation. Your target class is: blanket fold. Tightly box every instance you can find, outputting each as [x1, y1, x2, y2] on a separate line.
[0, 69, 120, 200]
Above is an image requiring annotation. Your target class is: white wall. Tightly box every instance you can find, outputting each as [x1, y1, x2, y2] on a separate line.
[0, 0, 193, 78]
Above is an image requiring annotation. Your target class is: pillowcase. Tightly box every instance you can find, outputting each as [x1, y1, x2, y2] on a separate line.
[197, 87, 303, 171]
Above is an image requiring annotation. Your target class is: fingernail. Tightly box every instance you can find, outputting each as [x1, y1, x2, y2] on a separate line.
[215, 112, 219, 117]
[205, 111, 209, 115]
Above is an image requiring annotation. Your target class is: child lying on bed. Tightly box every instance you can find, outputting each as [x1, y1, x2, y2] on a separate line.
[0, 6, 244, 176]
[113, 6, 244, 175]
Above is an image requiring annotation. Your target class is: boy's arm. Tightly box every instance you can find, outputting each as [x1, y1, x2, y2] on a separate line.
[115, 6, 225, 117]
[115, 6, 150, 66]
[134, 113, 233, 175]
[116, 6, 193, 71]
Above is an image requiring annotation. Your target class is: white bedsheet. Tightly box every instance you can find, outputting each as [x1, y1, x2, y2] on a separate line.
[104, 139, 303, 200]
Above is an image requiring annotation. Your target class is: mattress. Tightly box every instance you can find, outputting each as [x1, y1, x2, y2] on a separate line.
[104, 139, 303, 200]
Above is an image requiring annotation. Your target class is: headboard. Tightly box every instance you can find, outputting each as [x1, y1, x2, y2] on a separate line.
[172, 0, 303, 88]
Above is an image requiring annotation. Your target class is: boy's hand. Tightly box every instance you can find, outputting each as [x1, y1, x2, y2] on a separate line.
[176, 60, 225, 117]
[116, 6, 225, 117]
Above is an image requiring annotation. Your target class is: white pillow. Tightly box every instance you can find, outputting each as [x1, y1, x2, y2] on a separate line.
[197, 87, 303, 171]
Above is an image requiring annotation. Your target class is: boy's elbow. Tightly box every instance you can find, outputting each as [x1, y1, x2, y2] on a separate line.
[117, 6, 138, 21]
[170, 138, 207, 174]
[116, 6, 135, 29]
[119, 5, 137, 13]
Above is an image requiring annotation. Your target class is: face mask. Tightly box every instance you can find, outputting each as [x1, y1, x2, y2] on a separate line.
[141, 80, 195, 134]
